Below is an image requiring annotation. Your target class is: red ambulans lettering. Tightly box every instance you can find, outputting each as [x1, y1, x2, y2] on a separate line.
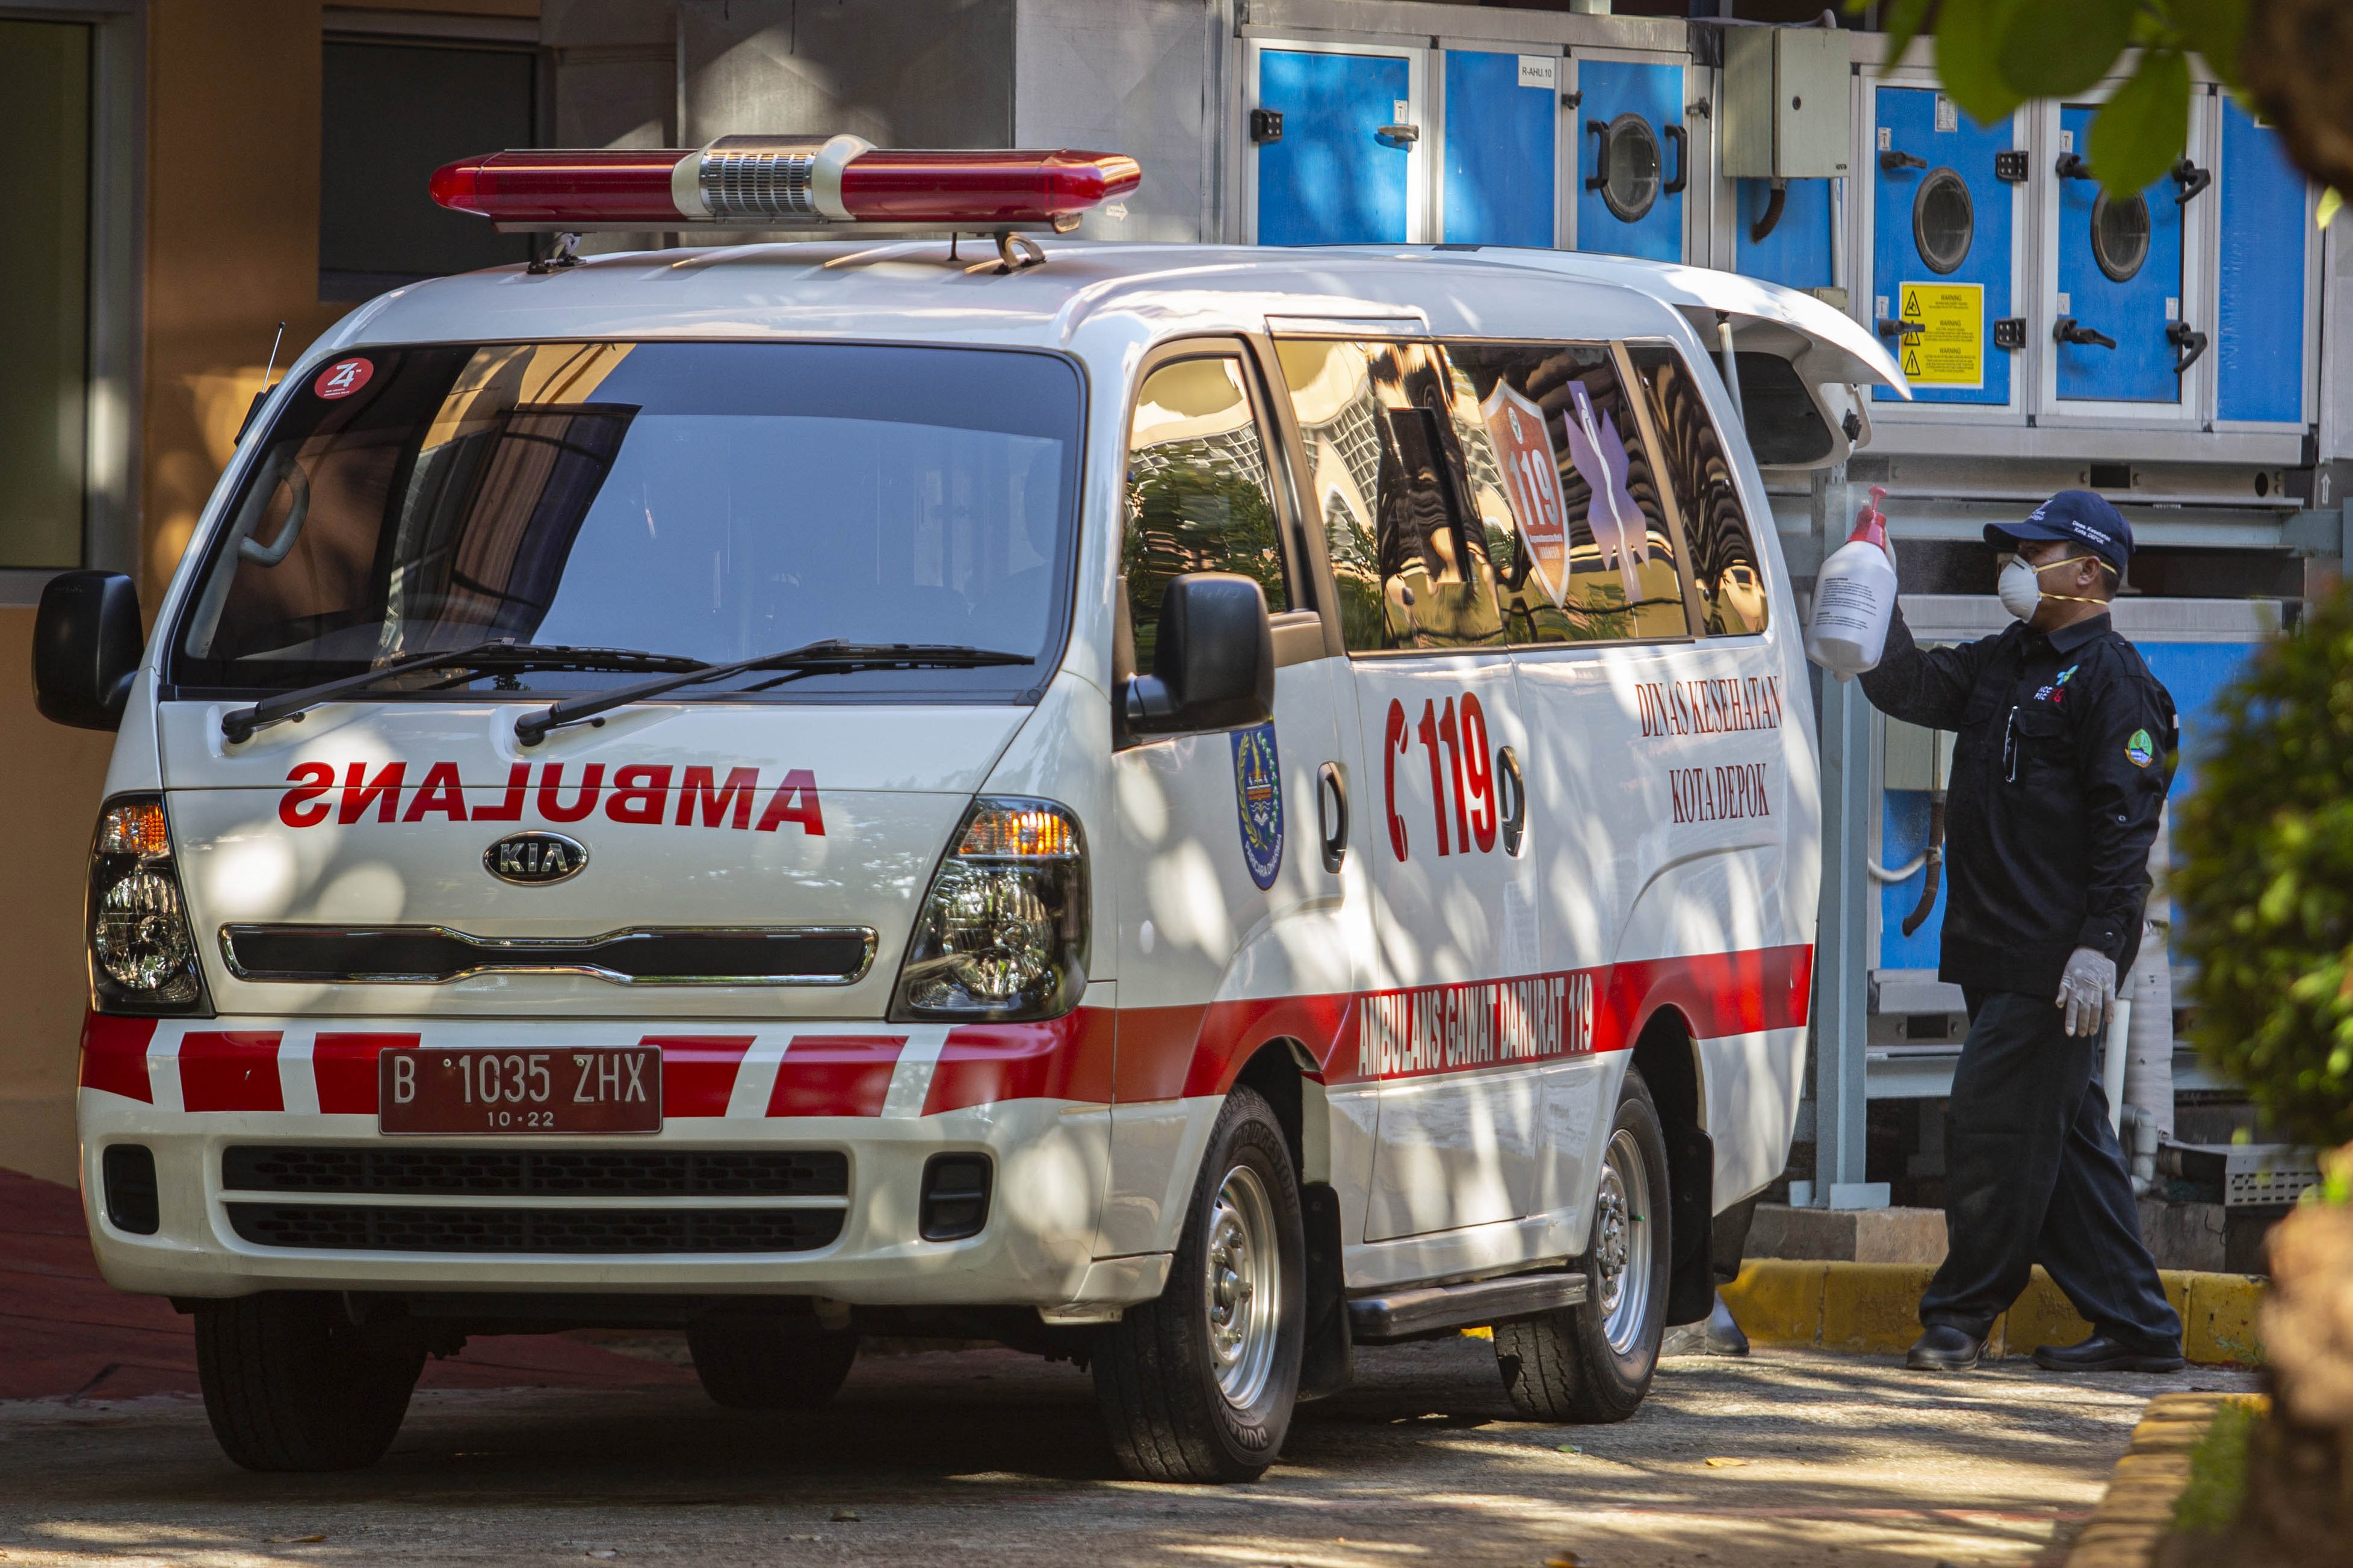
[1356, 971, 1597, 1078]
[273, 762, 827, 836]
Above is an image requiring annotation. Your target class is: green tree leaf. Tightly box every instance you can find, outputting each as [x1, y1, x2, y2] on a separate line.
[2086, 49, 2192, 195]
[1932, 0, 2027, 126]
[1875, 0, 1937, 78]
[2168, 0, 2248, 83]
[1999, 0, 2136, 97]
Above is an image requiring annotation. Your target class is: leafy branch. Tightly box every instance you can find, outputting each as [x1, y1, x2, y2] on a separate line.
[1862, 0, 2249, 194]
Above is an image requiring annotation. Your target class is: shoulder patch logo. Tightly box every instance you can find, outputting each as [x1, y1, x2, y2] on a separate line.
[2126, 728, 2156, 768]
[1232, 721, 1284, 890]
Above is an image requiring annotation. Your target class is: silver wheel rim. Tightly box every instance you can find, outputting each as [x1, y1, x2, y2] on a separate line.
[1205, 1162, 1279, 1410]
[1594, 1128, 1654, 1356]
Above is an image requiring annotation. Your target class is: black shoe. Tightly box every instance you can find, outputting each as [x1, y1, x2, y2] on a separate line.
[2031, 1335, 2186, 1373]
[1905, 1324, 1987, 1371]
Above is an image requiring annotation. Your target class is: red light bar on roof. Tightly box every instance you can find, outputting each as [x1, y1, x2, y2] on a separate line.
[429, 135, 1142, 230]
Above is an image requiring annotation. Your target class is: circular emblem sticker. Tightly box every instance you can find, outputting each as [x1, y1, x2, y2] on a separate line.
[1231, 721, 1284, 891]
[313, 357, 374, 400]
[2126, 728, 2156, 768]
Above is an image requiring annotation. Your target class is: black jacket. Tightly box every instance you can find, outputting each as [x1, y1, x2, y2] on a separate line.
[1859, 607, 2177, 999]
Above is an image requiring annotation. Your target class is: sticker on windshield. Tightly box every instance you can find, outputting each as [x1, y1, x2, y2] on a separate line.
[313, 357, 374, 400]
[1231, 721, 1284, 891]
[2126, 729, 2156, 768]
[1479, 381, 1570, 609]
[1563, 380, 1645, 606]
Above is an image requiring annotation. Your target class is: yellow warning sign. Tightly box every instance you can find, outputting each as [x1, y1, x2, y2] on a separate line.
[1898, 282, 1984, 389]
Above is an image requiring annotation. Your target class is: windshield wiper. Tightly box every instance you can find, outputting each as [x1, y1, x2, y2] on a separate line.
[219, 643, 711, 744]
[514, 640, 1034, 747]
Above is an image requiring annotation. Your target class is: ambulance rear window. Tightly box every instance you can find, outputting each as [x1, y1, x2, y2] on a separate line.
[171, 341, 1083, 702]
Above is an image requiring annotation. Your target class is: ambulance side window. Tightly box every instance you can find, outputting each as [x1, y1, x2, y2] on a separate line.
[1122, 355, 1289, 670]
[1271, 338, 1506, 653]
[1625, 344, 1768, 637]
[1441, 342, 1691, 646]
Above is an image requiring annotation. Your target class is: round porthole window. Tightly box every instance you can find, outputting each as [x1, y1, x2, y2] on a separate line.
[1911, 167, 1974, 274]
[2091, 190, 2151, 282]
[1600, 113, 1662, 224]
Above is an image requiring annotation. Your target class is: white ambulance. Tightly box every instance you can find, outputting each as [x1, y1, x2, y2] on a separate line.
[39, 139, 1900, 1482]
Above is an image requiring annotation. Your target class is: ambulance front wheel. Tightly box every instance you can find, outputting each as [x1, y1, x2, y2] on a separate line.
[193, 1292, 425, 1471]
[1093, 1085, 1306, 1483]
[1494, 1067, 1671, 1424]
[687, 1318, 858, 1410]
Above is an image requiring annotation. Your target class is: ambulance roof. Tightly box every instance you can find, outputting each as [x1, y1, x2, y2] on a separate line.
[320, 240, 1904, 395]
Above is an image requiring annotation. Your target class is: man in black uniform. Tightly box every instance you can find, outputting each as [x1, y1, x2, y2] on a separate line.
[1858, 490, 2184, 1373]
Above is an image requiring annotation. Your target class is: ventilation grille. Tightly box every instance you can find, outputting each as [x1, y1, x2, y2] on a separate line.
[226, 1203, 844, 1255]
[221, 1146, 849, 1199]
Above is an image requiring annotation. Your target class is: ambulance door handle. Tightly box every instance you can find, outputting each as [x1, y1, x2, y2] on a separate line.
[1317, 762, 1349, 874]
[1497, 746, 1526, 857]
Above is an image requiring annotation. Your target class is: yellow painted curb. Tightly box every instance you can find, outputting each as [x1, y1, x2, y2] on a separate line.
[2064, 1391, 2266, 1568]
[1721, 1260, 2264, 1366]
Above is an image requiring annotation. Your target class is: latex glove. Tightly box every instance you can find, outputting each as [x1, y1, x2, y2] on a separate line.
[2056, 946, 2118, 1039]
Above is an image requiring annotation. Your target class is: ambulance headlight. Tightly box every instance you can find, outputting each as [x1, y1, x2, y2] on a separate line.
[892, 798, 1088, 1022]
[87, 797, 208, 1014]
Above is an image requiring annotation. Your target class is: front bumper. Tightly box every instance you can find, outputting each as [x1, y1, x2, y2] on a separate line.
[76, 1009, 1157, 1310]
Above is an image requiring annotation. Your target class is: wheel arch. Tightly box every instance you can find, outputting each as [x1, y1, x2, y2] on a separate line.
[1629, 1007, 1718, 1327]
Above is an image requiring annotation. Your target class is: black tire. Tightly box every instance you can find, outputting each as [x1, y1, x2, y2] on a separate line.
[687, 1318, 858, 1410]
[1495, 1066, 1672, 1424]
[1093, 1085, 1305, 1483]
[194, 1292, 424, 1472]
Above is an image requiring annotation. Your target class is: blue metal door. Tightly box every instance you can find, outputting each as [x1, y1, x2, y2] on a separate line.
[1257, 49, 1413, 246]
[1442, 51, 1554, 247]
[1870, 87, 2015, 406]
[2055, 103, 2191, 404]
[2216, 98, 2307, 424]
[1574, 60, 1683, 262]
[1735, 177, 1834, 289]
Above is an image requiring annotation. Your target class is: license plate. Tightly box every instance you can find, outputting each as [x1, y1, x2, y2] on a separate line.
[379, 1048, 661, 1135]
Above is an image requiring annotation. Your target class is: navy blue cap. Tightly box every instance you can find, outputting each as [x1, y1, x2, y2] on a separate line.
[1985, 489, 2132, 573]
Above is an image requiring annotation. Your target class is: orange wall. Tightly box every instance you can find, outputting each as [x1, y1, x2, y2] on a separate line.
[0, 0, 537, 1184]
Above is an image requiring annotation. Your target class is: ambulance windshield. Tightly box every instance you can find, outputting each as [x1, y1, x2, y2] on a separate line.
[171, 341, 1082, 701]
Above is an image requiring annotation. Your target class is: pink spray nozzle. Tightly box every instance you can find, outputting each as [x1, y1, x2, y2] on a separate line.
[1850, 484, 1890, 548]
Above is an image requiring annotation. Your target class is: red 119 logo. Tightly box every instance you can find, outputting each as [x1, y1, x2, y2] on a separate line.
[1383, 694, 1496, 861]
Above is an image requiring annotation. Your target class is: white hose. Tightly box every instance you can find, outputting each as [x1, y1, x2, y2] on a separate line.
[1866, 854, 1926, 883]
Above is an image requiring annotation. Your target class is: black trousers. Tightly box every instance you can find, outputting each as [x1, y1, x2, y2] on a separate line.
[1919, 989, 2181, 1353]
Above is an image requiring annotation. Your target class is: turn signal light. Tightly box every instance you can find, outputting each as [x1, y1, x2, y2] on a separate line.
[430, 136, 1141, 229]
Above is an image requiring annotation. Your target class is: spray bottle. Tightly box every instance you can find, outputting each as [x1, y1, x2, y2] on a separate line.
[1805, 484, 1899, 679]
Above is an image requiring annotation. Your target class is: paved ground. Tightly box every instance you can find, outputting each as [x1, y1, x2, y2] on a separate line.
[0, 1336, 2256, 1568]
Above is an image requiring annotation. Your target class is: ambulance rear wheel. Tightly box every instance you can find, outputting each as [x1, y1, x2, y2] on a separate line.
[1494, 1067, 1670, 1424]
[687, 1318, 858, 1410]
[1093, 1085, 1305, 1483]
[194, 1292, 424, 1471]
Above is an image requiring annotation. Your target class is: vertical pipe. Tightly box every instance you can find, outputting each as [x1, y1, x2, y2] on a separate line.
[1814, 640, 1874, 1204]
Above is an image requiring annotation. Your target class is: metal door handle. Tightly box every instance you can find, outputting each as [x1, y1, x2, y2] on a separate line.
[2055, 151, 2094, 181]
[1663, 123, 1688, 195]
[2168, 321, 2210, 376]
[2171, 156, 2210, 207]
[1317, 762, 1349, 874]
[1875, 317, 1923, 340]
[1878, 148, 1926, 173]
[1497, 746, 1526, 857]
[1584, 119, 1610, 192]
[2054, 316, 2116, 350]
[1375, 123, 1419, 149]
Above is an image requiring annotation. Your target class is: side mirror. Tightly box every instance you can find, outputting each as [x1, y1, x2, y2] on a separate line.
[1125, 572, 1275, 736]
[34, 570, 144, 731]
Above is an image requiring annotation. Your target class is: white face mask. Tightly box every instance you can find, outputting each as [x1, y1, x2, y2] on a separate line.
[1997, 557, 2044, 620]
[1997, 553, 2106, 621]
